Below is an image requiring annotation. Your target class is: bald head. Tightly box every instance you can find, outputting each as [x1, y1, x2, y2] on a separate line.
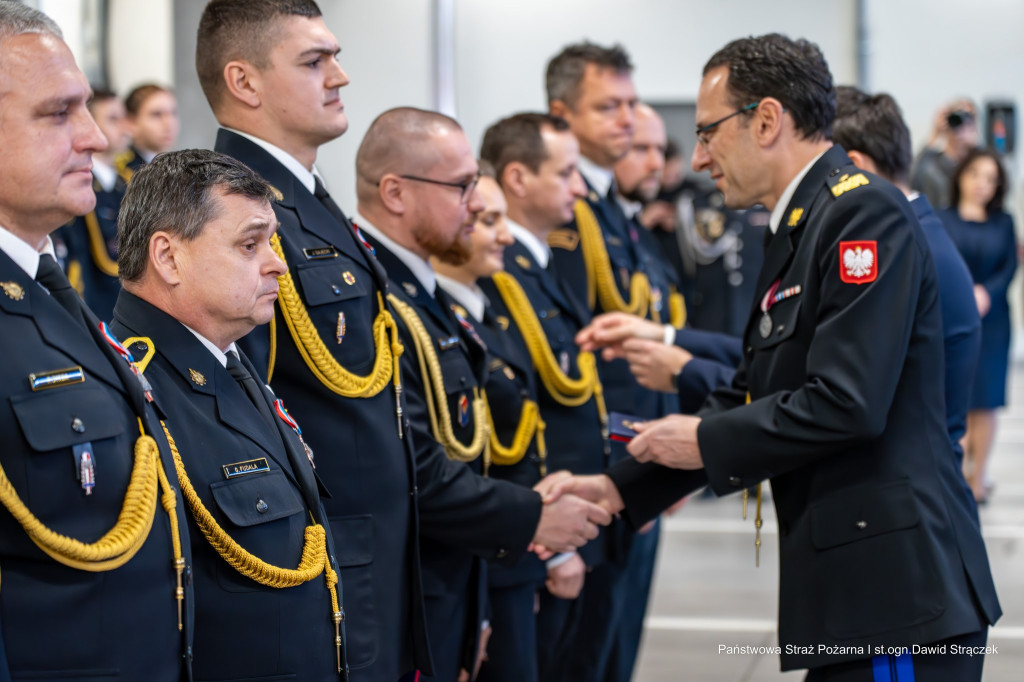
[615, 102, 666, 202]
[355, 107, 464, 201]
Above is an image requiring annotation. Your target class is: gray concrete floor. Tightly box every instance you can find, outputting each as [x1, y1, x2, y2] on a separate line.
[634, 363, 1024, 681]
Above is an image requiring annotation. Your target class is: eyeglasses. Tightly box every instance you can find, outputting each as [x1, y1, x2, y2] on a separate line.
[695, 102, 759, 147]
[392, 171, 482, 203]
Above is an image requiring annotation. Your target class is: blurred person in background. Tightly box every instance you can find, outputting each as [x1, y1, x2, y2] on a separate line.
[939, 148, 1018, 504]
[120, 83, 179, 174]
[911, 98, 979, 209]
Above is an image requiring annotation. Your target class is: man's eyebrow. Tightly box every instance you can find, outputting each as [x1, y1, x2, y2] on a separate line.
[298, 46, 341, 59]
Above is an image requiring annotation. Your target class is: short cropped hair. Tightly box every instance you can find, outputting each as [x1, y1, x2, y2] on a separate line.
[832, 86, 912, 185]
[545, 42, 633, 109]
[950, 148, 1008, 216]
[196, 0, 322, 111]
[0, 2, 62, 44]
[125, 83, 172, 116]
[88, 86, 118, 113]
[704, 33, 835, 141]
[480, 113, 570, 186]
[118, 149, 275, 282]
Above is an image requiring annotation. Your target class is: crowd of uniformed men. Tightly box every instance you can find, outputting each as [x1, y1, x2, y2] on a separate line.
[0, 1, 1004, 681]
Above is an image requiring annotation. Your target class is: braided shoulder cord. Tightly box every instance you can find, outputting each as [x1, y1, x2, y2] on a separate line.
[573, 200, 651, 317]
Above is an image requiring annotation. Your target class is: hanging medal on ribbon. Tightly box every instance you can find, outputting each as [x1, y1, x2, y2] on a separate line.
[758, 281, 802, 339]
[274, 398, 316, 468]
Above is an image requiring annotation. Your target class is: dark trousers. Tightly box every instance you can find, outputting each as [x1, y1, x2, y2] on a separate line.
[604, 520, 661, 682]
[805, 629, 988, 681]
[536, 585, 583, 682]
[478, 581, 542, 682]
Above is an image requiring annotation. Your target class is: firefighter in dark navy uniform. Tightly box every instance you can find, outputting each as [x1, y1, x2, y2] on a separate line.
[112, 149, 347, 681]
[353, 106, 611, 682]
[57, 88, 132, 322]
[0, 5, 192, 679]
[552, 34, 1002, 682]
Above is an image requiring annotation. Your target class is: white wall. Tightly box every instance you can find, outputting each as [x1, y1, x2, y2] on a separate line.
[106, 0, 173, 93]
[454, 0, 858, 155]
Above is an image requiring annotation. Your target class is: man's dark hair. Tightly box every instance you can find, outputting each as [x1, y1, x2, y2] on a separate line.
[664, 139, 683, 162]
[88, 86, 118, 113]
[124, 83, 172, 116]
[196, 0, 322, 111]
[950, 148, 1008, 216]
[480, 113, 571, 186]
[832, 86, 912, 185]
[118, 149, 275, 282]
[545, 41, 633, 109]
[704, 33, 835, 141]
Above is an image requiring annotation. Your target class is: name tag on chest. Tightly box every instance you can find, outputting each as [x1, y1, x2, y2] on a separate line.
[223, 457, 270, 479]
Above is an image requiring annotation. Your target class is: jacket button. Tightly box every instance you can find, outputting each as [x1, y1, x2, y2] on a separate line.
[745, 346, 753, 354]
[856, 520, 867, 530]
[255, 498, 269, 513]
[496, 548, 508, 559]
[728, 476, 742, 487]
[71, 417, 85, 433]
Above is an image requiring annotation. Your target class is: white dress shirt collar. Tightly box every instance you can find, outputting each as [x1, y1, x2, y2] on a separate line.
[92, 158, 118, 193]
[182, 323, 238, 368]
[0, 225, 56, 280]
[436, 274, 486, 322]
[507, 219, 551, 269]
[768, 150, 827, 234]
[221, 127, 322, 195]
[353, 213, 436, 296]
[577, 155, 614, 199]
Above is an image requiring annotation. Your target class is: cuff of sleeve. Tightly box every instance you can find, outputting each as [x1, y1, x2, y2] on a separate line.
[663, 324, 676, 345]
[546, 551, 576, 569]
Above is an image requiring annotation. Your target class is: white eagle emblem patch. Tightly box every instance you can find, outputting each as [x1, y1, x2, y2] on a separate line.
[839, 241, 877, 284]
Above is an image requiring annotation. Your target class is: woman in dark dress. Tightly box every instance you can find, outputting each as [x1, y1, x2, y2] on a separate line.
[940, 149, 1018, 503]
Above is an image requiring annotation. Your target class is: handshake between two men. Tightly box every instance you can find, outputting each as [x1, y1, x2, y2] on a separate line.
[529, 311, 714, 557]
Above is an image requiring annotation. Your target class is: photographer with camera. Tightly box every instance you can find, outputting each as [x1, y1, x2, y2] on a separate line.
[911, 98, 980, 208]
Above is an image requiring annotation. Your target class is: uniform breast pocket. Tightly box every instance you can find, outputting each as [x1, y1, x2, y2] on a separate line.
[10, 384, 129, 512]
[750, 295, 802, 351]
[294, 257, 377, 371]
[209, 470, 307, 592]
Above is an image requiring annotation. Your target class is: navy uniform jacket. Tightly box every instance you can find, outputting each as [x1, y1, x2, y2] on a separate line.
[608, 147, 1001, 670]
[454, 292, 548, 590]
[369, 237, 542, 678]
[216, 129, 428, 680]
[58, 173, 129, 322]
[911, 196, 980, 467]
[671, 327, 741, 414]
[0, 248, 193, 680]
[480, 239, 608, 569]
[112, 291, 343, 681]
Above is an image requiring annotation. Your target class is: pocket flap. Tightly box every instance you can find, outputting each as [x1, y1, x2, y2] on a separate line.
[11, 385, 123, 452]
[750, 295, 801, 350]
[296, 259, 368, 306]
[810, 480, 920, 550]
[329, 514, 373, 567]
[209, 470, 305, 527]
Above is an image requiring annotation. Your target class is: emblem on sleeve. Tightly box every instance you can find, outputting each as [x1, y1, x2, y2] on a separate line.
[839, 241, 877, 284]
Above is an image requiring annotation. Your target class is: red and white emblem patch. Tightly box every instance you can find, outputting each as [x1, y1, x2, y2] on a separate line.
[839, 241, 877, 284]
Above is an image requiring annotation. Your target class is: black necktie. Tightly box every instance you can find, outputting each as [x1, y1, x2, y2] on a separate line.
[36, 253, 88, 329]
[226, 351, 277, 430]
[313, 177, 346, 225]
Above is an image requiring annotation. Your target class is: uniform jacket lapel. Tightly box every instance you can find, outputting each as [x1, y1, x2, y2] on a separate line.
[0, 251, 123, 392]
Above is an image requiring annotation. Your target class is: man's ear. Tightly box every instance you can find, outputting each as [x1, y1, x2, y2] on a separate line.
[550, 99, 570, 120]
[845, 149, 877, 175]
[149, 231, 182, 285]
[377, 174, 407, 216]
[223, 59, 261, 109]
[502, 162, 529, 199]
[753, 97, 785, 147]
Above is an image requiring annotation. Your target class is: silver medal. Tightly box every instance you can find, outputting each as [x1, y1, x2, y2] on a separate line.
[759, 313, 772, 338]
